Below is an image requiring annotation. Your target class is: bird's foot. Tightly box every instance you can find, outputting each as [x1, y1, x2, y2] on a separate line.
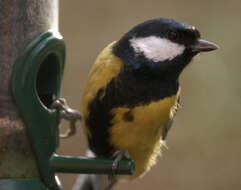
[51, 98, 81, 138]
[108, 150, 130, 181]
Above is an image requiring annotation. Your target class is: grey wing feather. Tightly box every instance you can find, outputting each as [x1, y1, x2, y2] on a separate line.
[162, 96, 181, 140]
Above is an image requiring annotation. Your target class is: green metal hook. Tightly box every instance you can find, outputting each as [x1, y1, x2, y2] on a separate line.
[11, 31, 134, 190]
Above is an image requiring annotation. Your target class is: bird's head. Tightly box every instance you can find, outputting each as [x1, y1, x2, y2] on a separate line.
[113, 18, 218, 80]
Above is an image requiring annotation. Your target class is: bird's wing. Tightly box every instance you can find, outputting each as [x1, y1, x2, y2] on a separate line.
[81, 41, 124, 137]
[162, 95, 181, 140]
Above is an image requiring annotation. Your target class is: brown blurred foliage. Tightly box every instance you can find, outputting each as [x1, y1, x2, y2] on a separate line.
[58, 0, 241, 189]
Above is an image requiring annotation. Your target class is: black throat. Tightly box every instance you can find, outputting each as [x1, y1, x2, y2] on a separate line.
[106, 68, 179, 108]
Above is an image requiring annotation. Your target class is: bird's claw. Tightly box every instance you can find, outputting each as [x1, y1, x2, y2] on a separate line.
[108, 150, 130, 181]
[51, 98, 81, 138]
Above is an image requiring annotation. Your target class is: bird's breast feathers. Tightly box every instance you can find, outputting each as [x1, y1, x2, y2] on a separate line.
[109, 89, 180, 178]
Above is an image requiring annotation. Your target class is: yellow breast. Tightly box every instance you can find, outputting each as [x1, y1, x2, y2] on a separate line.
[109, 89, 180, 178]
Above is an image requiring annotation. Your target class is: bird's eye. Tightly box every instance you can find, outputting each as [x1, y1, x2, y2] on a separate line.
[166, 31, 178, 41]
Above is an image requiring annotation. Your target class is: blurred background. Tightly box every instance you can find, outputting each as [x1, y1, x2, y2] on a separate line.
[58, 0, 241, 189]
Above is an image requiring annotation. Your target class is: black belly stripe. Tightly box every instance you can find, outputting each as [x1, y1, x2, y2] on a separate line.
[86, 69, 179, 157]
[122, 110, 134, 122]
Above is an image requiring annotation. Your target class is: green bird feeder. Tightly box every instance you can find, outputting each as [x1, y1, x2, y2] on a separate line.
[6, 31, 135, 190]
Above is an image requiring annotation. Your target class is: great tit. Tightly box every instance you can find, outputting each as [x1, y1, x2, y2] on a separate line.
[81, 18, 218, 181]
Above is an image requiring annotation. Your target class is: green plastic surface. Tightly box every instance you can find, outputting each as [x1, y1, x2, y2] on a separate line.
[0, 179, 48, 190]
[11, 31, 135, 190]
[12, 31, 65, 190]
[50, 154, 135, 174]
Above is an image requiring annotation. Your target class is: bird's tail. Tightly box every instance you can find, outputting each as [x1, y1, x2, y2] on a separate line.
[72, 150, 117, 190]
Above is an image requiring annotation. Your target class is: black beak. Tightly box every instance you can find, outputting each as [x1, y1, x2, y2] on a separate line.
[191, 39, 218, 52]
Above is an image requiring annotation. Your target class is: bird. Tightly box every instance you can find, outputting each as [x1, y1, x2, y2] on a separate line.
[77, 18, 218, 190]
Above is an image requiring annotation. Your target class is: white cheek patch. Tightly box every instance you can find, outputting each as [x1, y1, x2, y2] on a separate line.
[129, 36, 185, 62]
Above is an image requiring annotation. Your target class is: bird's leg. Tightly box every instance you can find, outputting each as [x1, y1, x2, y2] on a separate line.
[108, 150, 131, 182]
[51, 98, 81, 138]
[111, 150, 131, 172]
